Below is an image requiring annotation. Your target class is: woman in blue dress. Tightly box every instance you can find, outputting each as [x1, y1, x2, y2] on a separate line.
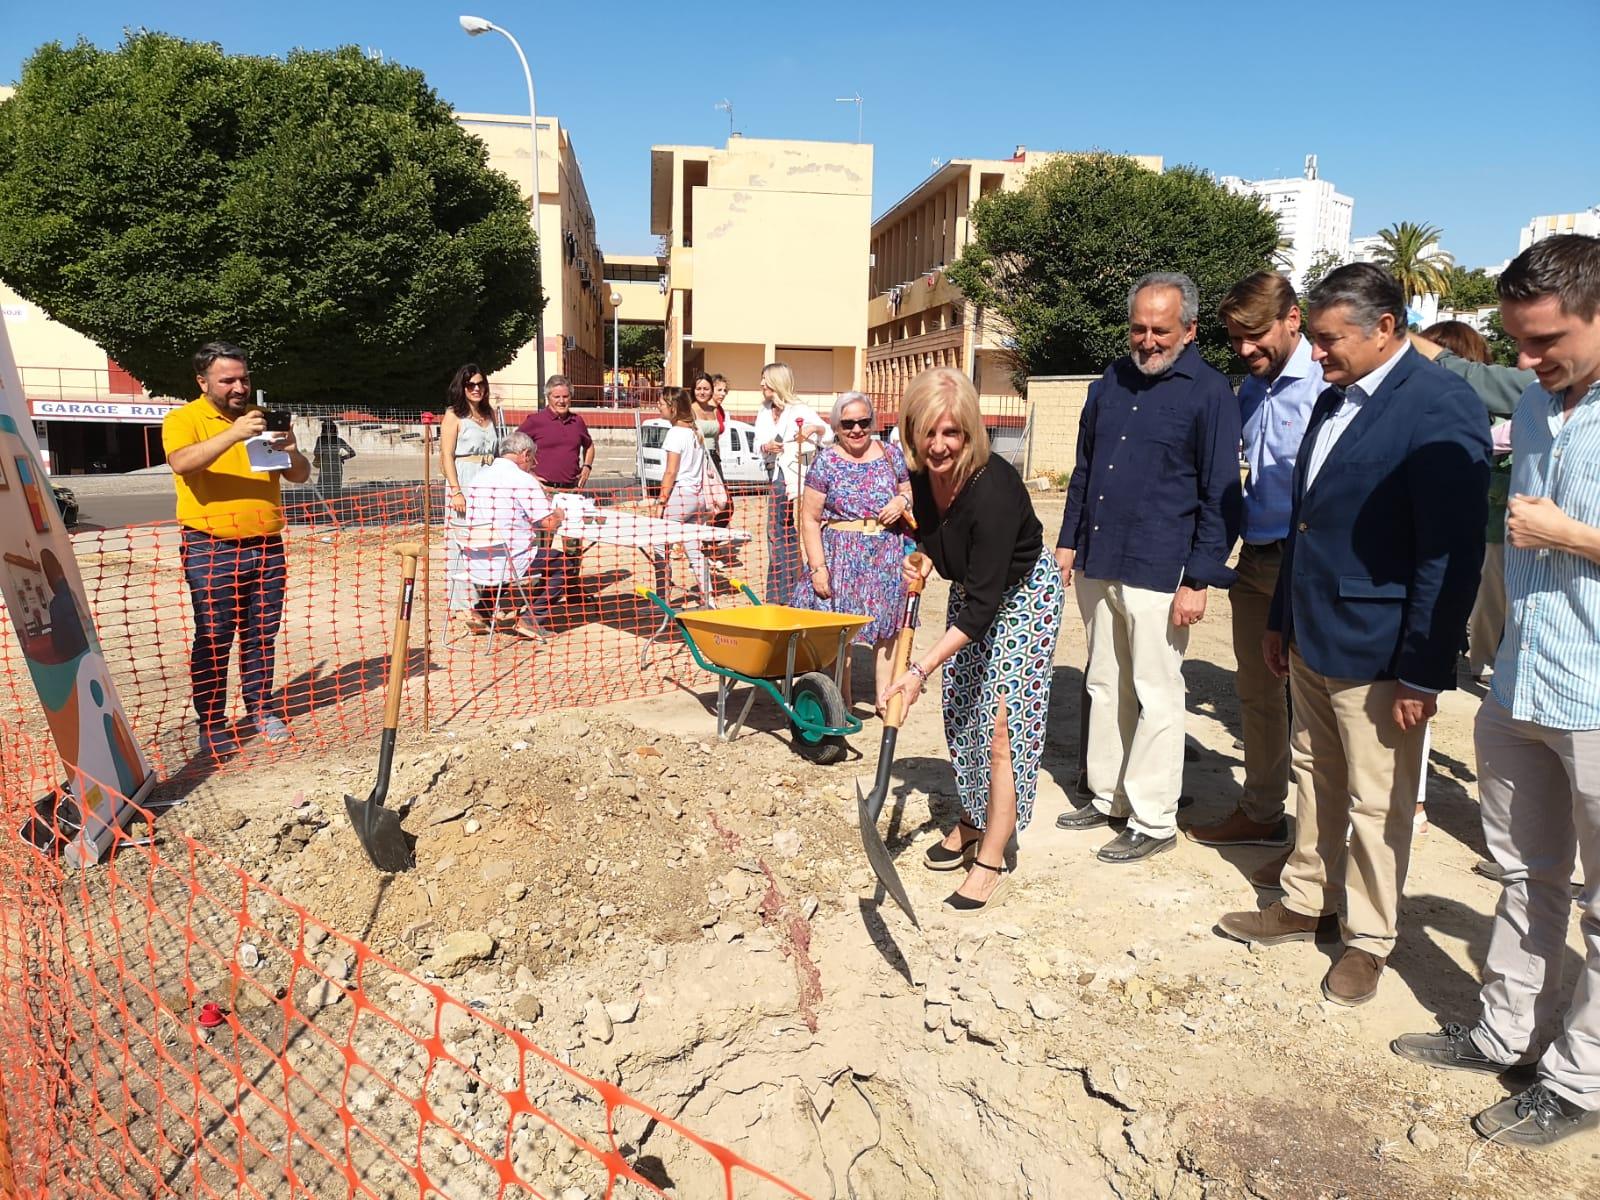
[794, 392, 913, 712]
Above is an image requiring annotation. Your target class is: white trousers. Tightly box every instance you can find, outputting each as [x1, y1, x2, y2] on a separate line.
[1075, 576, 1188, 839]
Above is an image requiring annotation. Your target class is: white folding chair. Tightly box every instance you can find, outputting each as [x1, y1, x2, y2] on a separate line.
[445, 520, 519, 655]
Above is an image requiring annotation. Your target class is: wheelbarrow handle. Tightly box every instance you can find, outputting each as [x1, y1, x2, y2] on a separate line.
[883, 553, 931, 731]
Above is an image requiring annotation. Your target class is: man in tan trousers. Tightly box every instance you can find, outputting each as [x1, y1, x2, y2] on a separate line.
[1187, 273, 1323, 872]
[1217, 264, 1489, 1006]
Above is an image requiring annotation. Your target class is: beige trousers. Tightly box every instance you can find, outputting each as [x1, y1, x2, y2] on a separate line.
[1076, 576, 1189, 839]
[1467, 542, 1507, 677]
[1280, 648, 1426, 957]
[1230, 542, 1290, 823]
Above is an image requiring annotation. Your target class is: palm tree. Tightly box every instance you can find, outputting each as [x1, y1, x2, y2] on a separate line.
[1373, 221, 1454, 303]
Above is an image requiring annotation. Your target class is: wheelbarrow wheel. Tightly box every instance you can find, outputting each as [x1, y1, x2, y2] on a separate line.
[790, 671, 849, 765]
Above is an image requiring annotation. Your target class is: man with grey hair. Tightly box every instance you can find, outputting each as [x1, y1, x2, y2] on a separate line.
[1056, 271, 1242, 863]
[1218, 262, 1489, 1007]
[464, 430, 565, 639]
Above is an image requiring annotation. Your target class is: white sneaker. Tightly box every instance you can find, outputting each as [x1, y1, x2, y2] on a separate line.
[252, 712, 290, 744]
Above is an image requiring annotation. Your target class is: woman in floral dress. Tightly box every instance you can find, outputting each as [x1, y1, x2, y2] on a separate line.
[794, 392, 914, 712]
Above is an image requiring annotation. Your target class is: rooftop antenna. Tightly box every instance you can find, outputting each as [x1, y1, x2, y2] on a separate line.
[713, 99, 735, 140]
[834, 92, 863, 142]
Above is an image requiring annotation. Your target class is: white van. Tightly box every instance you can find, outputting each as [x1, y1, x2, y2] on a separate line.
[637, 418, 768, 488]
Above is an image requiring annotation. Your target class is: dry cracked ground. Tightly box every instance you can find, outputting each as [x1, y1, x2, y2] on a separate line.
[104, 505, 1597, 1200]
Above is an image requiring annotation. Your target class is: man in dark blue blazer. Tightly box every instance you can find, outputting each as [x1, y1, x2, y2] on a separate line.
[1219, 263, 1490, 1006]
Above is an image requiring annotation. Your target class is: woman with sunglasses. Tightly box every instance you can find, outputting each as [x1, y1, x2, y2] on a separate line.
[442, 363, 500, 630]
[795, 392, 913, 712]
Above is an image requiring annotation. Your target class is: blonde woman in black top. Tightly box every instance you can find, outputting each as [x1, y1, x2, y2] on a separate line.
[881, 368, 1065, 915]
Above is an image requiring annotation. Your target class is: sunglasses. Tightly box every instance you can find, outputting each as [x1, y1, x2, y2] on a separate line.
[838, 417, 872, 431]
[465, 380, 487, 391]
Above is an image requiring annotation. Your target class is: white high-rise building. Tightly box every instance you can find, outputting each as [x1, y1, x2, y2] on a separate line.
[1518, 206, 1600, 251]
[1221, 154, 1354, 292]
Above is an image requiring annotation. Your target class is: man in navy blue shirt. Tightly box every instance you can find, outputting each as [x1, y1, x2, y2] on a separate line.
[1055, 272, 1243, 864]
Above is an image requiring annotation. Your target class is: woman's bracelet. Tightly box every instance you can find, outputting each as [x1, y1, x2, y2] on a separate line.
[907, 662, 929, 683]
[810, 564, 827, 574]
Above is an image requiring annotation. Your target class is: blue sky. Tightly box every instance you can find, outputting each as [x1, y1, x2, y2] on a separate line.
[4, 0, 1598, 269]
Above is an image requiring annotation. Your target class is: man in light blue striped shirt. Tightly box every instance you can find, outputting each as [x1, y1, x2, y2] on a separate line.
[1392, 234, 1600, 1149]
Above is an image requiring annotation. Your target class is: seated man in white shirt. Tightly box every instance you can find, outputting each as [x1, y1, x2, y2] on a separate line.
[463, 431, 565, 639]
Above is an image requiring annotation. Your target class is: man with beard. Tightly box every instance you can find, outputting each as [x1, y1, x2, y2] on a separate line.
[1187, 273, 1322, 876]
[163, 341, 310, 760]
[1056, 273, 1242, 863]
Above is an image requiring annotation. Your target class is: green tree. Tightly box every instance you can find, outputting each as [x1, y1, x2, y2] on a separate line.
[1301, 249, 1345, 294]
[1483, 309, 1521, 367]
[946, 154, 1281, 380]
[603, 323, 664, 378]
[1441, 264, 1499, 311]
[0, 33, 541, 406]
[1372, 221, 1453, 303]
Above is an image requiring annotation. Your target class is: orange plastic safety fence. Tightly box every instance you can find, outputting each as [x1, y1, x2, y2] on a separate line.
[0, 726, 811, 1199]
[0, 482, 788, 780]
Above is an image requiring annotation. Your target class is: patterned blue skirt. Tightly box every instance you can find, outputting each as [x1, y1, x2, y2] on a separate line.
[942, 549, 1064, 833]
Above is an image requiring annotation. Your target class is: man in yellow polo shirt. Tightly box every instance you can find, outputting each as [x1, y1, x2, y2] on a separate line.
[162, 342, 310, 760]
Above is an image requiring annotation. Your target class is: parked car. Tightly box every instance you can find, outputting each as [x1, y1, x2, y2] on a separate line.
[638, 418, 768, 488]
[51, 484, 79, 529]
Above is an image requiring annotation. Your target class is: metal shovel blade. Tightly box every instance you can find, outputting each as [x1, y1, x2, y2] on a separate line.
[344, 791, 416, 874]
[856, 777, 919, 928]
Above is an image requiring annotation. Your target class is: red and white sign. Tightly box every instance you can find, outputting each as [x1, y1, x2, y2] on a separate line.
[30, 399, 178, 423]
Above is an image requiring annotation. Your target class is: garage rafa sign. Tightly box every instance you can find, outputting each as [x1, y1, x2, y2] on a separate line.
[0, 311, 153, 865]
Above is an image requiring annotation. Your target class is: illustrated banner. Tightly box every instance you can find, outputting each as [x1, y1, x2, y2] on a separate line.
[0, 311, 153, 865]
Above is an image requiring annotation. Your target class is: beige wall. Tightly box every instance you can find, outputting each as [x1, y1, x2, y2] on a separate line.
[651, 138, 871, 391]
[694, 189, 871, 349]
[1023, 375, 1096, 480]
[457, 112, 605, 398]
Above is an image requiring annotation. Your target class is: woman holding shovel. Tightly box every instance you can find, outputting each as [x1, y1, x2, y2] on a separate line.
[880, 367, 1064, 916]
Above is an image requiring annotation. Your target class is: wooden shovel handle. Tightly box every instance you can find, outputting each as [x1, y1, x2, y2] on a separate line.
[382, 547, 422, 730]
[884, 553, 931, 730]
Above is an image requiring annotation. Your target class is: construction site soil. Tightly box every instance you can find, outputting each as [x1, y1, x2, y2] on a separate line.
[137, 573, 1599, 1200]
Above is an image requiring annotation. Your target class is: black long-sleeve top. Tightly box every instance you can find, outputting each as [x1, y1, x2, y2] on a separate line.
[910, 453, 1044, 639]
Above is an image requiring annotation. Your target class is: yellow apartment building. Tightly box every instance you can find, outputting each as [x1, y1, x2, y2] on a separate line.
[459, 111, 606, 404]
[866, 147, 1162, 401]
[650, 137, 872, 407]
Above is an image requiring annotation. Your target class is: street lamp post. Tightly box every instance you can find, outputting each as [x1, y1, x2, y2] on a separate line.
[460, 14, 546, 403]
[609, 291, 623, 408]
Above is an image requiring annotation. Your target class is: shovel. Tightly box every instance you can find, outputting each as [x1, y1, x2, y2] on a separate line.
[344, 542, 422, 873]
[855, 552, 930, 928]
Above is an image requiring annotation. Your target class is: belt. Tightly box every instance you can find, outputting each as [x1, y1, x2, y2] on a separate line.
[456, 453, 494, 465]
[826, 519, 890, 535]
[1245, 538, 1286, 552]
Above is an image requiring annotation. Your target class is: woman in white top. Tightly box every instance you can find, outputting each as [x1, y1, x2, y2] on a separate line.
[752, 362, 827, 602]
[655, 386, 711, 594]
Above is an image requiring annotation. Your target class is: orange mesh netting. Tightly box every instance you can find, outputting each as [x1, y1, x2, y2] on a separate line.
[0, 726, 811, 1198]
[0, 449, 822, 1193]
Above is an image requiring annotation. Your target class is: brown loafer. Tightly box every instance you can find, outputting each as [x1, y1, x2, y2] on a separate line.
[1217, 899, 1338, 947]
[1186, 809, 1290, 847]
[1322, 947, 1387, 1006]
[1250, 849, 1292, 891]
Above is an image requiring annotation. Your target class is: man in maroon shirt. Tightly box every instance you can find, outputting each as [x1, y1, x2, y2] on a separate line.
[513, 375, 591, 626]
[517, 375, 594, 489]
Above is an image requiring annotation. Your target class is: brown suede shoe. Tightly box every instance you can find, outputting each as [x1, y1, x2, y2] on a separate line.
[1217, 900, 1338, 947]
[1186, 809, 1290, 847]
[1250, 849, 1292, 891]
[1322, 948, 1387, 1006]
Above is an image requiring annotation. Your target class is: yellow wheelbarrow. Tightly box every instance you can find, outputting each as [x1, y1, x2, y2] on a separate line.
[639, 583, 870, 764]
